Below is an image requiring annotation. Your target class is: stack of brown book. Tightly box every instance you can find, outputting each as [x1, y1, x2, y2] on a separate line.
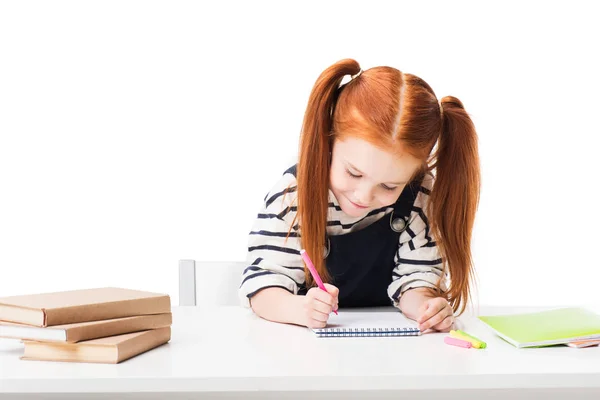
[0, 287, 172, 364]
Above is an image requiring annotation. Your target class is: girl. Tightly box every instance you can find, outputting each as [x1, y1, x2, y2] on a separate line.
[238, 58, 480, 332]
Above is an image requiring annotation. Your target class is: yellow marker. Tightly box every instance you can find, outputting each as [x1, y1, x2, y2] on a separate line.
[456, 330, 487, 349]
[449, 330, 479, 347]
[450, 330, 486, 349]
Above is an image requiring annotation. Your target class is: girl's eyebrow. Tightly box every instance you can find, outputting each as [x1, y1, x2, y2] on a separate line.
[345, 161, 406, 185]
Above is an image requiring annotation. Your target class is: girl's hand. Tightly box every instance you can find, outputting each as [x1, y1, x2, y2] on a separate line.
[301, 284, 339, 329]
[417, 296, 454, 332]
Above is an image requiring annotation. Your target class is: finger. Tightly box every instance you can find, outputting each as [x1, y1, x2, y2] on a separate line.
[420, 306, 452, 331]
[309, 317, 327, 328]
[431, 315, 455, 332]
[311, 298, 333, 315]
[306, 287, 330, 302]
[310, 307, 331, 322]
[418, 301, 429, 317]
[323, 283, 339, 297]
[322, 285, 339, 311]
[311, 288, 336, 308]
[418, 299, 447, 324]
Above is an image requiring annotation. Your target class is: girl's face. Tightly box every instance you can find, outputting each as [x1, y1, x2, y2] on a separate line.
[329, 137, 422, 218]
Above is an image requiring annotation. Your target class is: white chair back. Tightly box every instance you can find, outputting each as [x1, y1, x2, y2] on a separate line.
[179, 259, 246, 306]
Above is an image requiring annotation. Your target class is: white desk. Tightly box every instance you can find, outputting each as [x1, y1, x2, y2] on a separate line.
[1, 306, 599, 399]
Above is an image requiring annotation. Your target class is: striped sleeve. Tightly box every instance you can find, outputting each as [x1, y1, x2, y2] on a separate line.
[238, 171, 305, 308]
[387, 175, 449, 305]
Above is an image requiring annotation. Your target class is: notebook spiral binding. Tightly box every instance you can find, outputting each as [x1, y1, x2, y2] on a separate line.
[313, 327, 421, 338]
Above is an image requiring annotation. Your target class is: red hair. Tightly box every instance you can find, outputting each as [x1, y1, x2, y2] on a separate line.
[294, 58, 480, 314]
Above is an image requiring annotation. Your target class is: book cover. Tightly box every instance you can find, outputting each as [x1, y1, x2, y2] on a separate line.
[21, 326, 171, 364]
[478, 307, 600, 348]
[0, 287, 171, 327]
[0, 312, 172, 342]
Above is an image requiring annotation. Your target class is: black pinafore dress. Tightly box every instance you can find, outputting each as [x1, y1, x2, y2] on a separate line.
[291, 166, 419, 307]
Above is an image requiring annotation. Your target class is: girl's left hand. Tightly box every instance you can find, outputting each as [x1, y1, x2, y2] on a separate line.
[417, 297, 454, 332]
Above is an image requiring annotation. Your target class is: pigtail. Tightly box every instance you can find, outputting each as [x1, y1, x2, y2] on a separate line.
[295, 59, 362, 287]
[427, 97, 480, 314]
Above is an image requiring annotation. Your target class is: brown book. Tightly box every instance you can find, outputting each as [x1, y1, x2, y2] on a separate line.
[21, 327, 171, 364]
[0, 312, 172, 343]
[0, 287, 171, 327]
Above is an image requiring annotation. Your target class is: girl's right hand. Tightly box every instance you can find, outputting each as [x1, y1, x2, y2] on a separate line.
[301, 284, 339, 328]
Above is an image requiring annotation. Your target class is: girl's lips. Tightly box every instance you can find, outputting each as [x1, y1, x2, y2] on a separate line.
[349, 199, 369, 209]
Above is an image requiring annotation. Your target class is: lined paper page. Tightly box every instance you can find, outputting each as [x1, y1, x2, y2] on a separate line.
[310, 307, 420, 337]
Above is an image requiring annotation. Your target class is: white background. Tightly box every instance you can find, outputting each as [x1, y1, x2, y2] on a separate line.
[1, 1, 598, 308]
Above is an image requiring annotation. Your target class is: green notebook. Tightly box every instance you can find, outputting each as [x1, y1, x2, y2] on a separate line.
[478, 307, 600, 348]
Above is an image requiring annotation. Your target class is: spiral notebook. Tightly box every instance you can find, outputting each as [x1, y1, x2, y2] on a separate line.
[310, 307, 421, 337]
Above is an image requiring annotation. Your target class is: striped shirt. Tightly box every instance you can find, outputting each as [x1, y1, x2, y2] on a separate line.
[238, 167, 448, 308]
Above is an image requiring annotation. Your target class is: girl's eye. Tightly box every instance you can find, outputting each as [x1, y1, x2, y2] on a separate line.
[381, 184, 397, 191]
[345, 169, 361, 178]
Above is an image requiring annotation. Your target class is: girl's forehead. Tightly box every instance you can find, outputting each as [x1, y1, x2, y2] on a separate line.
[333, 137, 420, 183]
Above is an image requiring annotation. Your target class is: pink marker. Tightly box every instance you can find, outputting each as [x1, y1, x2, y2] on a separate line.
[300, 249, 338, 315]
[444, 336, 472, 348]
